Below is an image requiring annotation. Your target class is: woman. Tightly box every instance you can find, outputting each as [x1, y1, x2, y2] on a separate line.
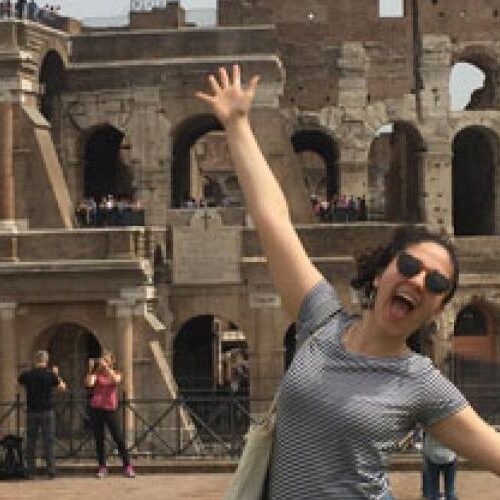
[85, 350, 135, 478]
[196, 66, 500, 499]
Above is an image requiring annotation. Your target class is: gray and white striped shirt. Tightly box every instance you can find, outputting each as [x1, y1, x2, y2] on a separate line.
[269, 280, 468, 499]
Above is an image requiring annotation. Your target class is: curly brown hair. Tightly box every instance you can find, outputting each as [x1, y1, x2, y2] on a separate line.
[350, 226, 459, 308]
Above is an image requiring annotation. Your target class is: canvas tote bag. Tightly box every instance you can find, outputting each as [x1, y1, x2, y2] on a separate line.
[224, 312, 339, 500]
[223, 394, 277, 500]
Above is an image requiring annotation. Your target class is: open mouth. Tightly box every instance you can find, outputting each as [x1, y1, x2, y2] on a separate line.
[389, 291, 419, 319]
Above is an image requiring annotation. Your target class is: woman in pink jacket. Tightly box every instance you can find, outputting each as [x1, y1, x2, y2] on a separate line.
[85, 350, 135, 478]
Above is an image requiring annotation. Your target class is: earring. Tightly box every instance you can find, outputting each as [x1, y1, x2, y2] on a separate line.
[367, 287, 377, 309]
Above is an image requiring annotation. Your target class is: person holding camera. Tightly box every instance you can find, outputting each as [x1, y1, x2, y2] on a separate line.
[85, 350, 135, 478]
[18, 350, 66, 479]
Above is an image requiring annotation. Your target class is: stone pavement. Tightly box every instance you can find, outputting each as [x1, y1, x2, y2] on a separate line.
[0, 471, 500, 500]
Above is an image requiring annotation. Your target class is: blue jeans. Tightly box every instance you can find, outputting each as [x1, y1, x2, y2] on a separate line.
[26, 410, 55, 474]
[425, 457, 458, 500]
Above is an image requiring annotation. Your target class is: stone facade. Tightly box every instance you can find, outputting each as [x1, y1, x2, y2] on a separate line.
[0, 1, 500, 439]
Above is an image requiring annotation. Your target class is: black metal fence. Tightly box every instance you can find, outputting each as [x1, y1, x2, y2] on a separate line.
[3, 388, 499, 461]
[0, 393, 263, 460]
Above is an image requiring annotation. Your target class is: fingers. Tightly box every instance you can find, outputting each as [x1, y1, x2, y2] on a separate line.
[196, 66, 260, 106]
[208, 74, 221, 94]
[219, 67, 230, 89]
[248, 75, 261, 94]
[195, 91, 215, 104]
[232, 64, 241, 88]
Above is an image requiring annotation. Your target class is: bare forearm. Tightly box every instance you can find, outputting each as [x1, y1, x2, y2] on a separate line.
[225, 118, 290, 223]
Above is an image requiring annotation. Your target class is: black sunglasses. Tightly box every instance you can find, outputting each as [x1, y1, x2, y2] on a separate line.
[396, 252, 451, 295]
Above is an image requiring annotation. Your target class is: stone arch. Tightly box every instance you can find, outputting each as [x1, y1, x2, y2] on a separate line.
[173, 313, 250, 438]
[35, 40, 70, 71]
[291, 128, 339, 200]
[452, 125, 499, 235]
[368, 121, 426, 222]
[35, 322, 102, 438]
[451, 46, 499, 110]
[38, 49, 66, 122]
[173, 313, 249, 390]
[171, 114, 223, 208]
[33, 313, 104, 353]
[82, 123, 134, 202]
[451, 298, 500, 420]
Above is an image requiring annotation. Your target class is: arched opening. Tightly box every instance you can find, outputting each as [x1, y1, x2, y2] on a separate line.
[284, 324, 297, 371]
[454, 305, 488, 337]
[174, 315, 249, 438]
[452, 126, 497, 235]
[291, 129, 339, 201]
[452, 302, 500, 421]
[449, 62, 487, 111]
[171, 115, 224, 208]
[42, 323, 101, 438]
[368, 122, 424, 222]
[39, 50, 65, 122]
[84, 125, 134, 202]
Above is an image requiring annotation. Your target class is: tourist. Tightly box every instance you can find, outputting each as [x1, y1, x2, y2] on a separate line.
[27, 0, 37, 20]
[423, 432, 459, 500]
[18, 350, 66, 479]
[0, 0, 12, 18]
[85, 350, 135, 478]
[196, 65, 500, 499]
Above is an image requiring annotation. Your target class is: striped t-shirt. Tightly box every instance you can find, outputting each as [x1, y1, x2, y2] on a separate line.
[269, 280, 468, 499]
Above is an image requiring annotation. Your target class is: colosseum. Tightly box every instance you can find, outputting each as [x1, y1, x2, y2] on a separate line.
[0, 0, 499, 454]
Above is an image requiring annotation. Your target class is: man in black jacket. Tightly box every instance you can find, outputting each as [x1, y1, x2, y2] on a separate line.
[18, 350, 66, 479]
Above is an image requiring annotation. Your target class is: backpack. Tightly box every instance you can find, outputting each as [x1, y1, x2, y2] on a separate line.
[0, 435, 25, 479]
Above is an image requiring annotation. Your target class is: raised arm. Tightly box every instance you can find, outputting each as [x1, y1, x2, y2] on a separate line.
[196, 65, 323, 318]
[427, 405, 500, 475]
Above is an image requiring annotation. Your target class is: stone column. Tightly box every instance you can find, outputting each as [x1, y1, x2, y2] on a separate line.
[422, 145, 453, 233]
[112, 300, 134, 400]
[0, 101, 14, 218]
[338, 159, 369, 199]
[0, 101, 16, 229]
[0, 302, 17, 431]
[109, 299, 135, 442]
[337, 42, 370, 200]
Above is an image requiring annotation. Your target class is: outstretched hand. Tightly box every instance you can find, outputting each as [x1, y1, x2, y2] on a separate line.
[196, 65, 260, 128]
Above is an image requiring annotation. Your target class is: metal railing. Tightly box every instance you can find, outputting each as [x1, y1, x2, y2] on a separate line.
[0, 392, 261, 460]
[4, 388, 499, 460]
[130, 0, 168, 11]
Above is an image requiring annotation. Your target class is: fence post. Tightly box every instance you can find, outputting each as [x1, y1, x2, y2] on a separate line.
[229, 390, 235, 456]
[16, 393, 20, 437]
[69, 392, 74, 456]
[122, 391, 127, 448]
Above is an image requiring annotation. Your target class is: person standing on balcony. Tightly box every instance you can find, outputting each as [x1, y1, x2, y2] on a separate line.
[18, 350, 66, 479]
[196, 65, 500, 499]
[85, 350, 135, 479]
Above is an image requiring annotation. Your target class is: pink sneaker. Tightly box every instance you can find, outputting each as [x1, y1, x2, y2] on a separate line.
[96, 466, 108, 478]
[124, 465, 136, 478]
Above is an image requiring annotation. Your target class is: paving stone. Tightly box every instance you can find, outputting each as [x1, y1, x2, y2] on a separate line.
[0, 471, 499, 499]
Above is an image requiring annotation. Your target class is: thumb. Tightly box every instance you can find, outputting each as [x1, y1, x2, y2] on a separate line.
[247, 75, 261, 96]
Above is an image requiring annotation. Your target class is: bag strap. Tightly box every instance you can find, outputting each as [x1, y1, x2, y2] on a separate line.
[265, 306, 342, 418]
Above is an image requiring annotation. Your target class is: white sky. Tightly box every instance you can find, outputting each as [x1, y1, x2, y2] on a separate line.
[57, 0, 216, 19]
[56, 0, 481, 110]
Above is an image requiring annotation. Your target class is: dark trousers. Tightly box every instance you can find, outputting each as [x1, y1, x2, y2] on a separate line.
[26, 410, 55, 474]
[425, 457, 458, 500]
[91, 408, 130, 467]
